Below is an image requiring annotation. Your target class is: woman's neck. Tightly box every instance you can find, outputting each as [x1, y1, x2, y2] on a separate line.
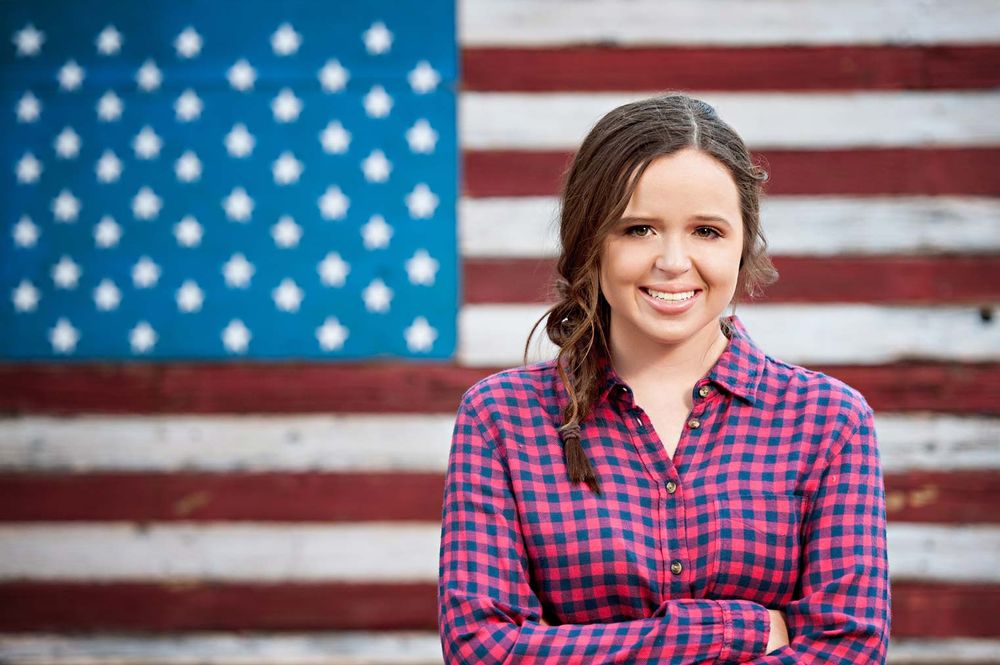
[610, 317, 731, 390]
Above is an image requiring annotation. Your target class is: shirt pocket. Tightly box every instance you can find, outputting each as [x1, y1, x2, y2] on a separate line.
[706, 491, 804, 607]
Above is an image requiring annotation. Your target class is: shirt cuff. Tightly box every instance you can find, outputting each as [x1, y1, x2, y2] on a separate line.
[718, 600, 770, 663]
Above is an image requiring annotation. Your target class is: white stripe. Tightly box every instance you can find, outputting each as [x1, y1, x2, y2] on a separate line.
[888, 524, 1000, 583]
[0, 632, 444, 665]
[461, 0, 1000, 46]
[0, 523, 440, 582]
[0, 414, 453, 473]
[0, 634, 997, 664]
[460, 304, 1000, 366]
[461, 196, 1000, 258]
[1, 633, 996, 665]
[0, 414, 996, 473]
[461, 92, 1000, 149]
[0, 523, 995, 583]
[889, 639, 1000, 664]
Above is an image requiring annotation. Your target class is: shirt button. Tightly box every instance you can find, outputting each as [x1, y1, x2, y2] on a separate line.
[665, 480, 677, 494]
[698, 386, 710, 398]
[687, 418, 701, 429]
[670, 560, 683, 575]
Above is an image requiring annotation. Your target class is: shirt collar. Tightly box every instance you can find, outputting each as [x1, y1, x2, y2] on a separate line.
[595, 313, 766, 406]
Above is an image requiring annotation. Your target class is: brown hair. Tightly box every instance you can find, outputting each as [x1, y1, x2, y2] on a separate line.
[523, 92, 779, 495]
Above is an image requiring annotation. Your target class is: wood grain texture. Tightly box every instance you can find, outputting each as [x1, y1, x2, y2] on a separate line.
[462, 46, 1000, 92]
[0, 581, 995, 637]
[0, 361, 997, 413]
[462, 256, 1000, 304]
[464, 148, 1000, 197]
[0, 470, 995, 523]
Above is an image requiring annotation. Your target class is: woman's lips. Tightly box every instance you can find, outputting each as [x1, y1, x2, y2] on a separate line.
[639, 287, 700, 314]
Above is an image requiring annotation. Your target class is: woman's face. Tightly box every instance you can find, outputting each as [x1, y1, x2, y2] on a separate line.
[598, 148, 744, 353]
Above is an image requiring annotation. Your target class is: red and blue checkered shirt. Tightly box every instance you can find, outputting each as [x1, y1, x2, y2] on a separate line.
[438, 314, 890, 663]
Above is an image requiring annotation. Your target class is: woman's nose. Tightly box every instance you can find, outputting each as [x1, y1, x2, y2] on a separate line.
[653, 237, 692, 273]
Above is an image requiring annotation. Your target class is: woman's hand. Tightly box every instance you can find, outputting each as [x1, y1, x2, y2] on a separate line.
[766, 609, 789, 654]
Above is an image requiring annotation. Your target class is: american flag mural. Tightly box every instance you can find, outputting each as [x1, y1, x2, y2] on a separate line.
[0, 0, 457, 360]
[1, 0, 999, 663]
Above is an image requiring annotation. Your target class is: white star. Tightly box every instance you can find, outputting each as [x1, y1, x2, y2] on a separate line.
[222, 253, 254, 288]
[133, 126, 162, 160]
[96, 90, 123, 121]
[408, 61, 441, 94]
[136, 59, 162, 91]
[406, 119, 438, 154]
[94, 215, 121, 248]
[318, 185, 349, 220]
[12, 280, 40, 312]
[224, 123, 255, 158]
[16, 91, 41, 123]
[272, 151, 303, 185]
[174, 150, 202, 182]
[405, 183, 439, 219]
[271, 23, 301, 56]
[58, 60, 85, 91]
[93, 278, 121, 311]
[271, 215, 301, 248]
[13, 24, 44, 57]
[132, 256, 160, 288]
[175, 27, 202, 58]
[95, 149, 123, 182]
[317, 252, 350, 287]
[362, 277, 393, 313]
[52, 189, 80, 222]
[16, 152, 42, 183]
[406, 249, 440, 286]
[361, 214, 392, 250]
[13, 215, 39, 247]
[318, 59, 349, 92]
[222, 187, 254, 221]
[96, 25, 122, 56]
[54, 126, 81, 159]
[51, 255, 81, 289]
[271, 88, 302, 123]
[404, 316, 438, 352]
[222, 319, 251, 354]
[363, 21, 392, 55]
[176, 280, 204, 312]
[129, 321, 157, 354]
[316, 317, 349, 351]
[319, 120, 351, 154]
[132, 186, 162, 220]
[175, 89, 203, 122]
[49, 318, 80, 354]
[363, 85, 392, 118]
[361, 149, 391, 183]
[272, 278, 304, 312]
[227, 59, 256, 91]
[174, 215, 202, 247]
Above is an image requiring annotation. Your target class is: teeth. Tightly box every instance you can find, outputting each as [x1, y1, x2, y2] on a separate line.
[646, 288, 696, 302]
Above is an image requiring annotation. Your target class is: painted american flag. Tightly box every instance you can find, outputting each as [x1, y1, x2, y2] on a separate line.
[1, 1, 999, 664]
[1, 0, 457, 360]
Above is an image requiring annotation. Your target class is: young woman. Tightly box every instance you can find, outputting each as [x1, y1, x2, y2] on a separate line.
[438, 93, 890, 663]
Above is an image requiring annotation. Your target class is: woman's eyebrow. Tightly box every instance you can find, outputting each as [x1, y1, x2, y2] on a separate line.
[619, 214, 733, 228]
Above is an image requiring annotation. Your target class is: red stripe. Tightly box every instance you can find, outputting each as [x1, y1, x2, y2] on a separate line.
[0, 472, 445, 522]
[0, 581, 993, 637]
[462, 46, 1000, 92]
[0, 470, 994, 523]
[0, 363, 997, 413]
[464, 256, 1000, 304]
[464, 148, 1000, 197]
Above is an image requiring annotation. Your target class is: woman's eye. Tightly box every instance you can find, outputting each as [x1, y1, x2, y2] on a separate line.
[626, 225, 653, 237]
[695, 226, 722, 239]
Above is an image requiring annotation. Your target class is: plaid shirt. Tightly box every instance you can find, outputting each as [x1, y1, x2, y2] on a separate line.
[438, 314, 890, 664]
